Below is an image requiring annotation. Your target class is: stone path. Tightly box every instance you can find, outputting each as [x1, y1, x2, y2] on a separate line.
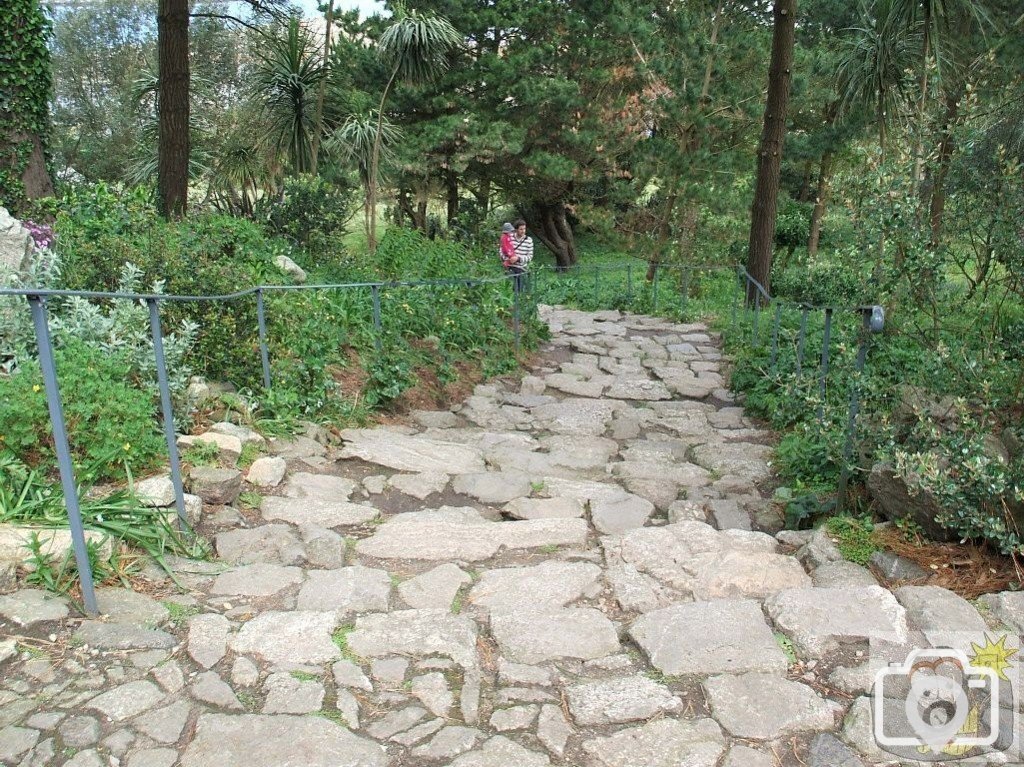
[1, 306, 1021, 767]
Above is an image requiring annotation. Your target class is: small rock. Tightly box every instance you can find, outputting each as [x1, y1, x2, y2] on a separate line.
[246, 457, 286, 488]
[365, 707, 427, 739]
[133, 701, 190, 744]
[807, 732, 864, 767]
[448, 735, 550, 767]
[332, 659, 372, 691]
[187, 613, 232, 669]
[262, 672, 325, 714]
[334, 688, 360, 728]
[363, 475, 387, 495]
[703, 672, 836, 739]
[537, 704, 572, 757]
[412, 726, 482, 760]
[231, 657, 260, 688]
[398, 563, 470, 610]
[411, 672, 453, 718]
[188, 467, 243, 505]
[179, 431, 243, 461]
[191, 671, 243, 710]
[59, 716, 101, 747]
[86, 681, 165, 721]
[0, 589, 69, 626]
[371, 657, 409, 685]
[869, 550, 930, 582]
[566, 676, 681, 725]
[389, 472, 450, 500]
[0, 726, 39, 762]
[126, 747, 178, 767]
[497, 659, 554, 687]
[490, 705, 538, 732]
[151, 660, 185, 693]
[134, 475, 176, 507]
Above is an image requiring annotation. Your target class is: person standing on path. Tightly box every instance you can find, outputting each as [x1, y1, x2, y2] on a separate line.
[509, 218, 533, 293]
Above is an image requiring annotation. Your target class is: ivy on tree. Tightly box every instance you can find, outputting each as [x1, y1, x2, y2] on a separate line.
[0, 0, 55, 213]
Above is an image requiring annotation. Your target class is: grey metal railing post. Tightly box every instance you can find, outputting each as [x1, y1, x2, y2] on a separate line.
[27, 295, 99, 616]
[752, 293, 761, 344]
[796, 306, 809, 376]
[681, 268, 690, 315]
[816, 307, 834, 423]
[255, 288, 271, 389]
[652, 265, 660, 313]
[371, 284, 382, 352]
[147, 298, 187, 524]
[513, 280, 521, 356]
[770, 302, 782, 373]
[731, 267, 740, 330]
[836, 310, 873, 514]
[593, 265, 600, 306]
[626, 262, 633, 302]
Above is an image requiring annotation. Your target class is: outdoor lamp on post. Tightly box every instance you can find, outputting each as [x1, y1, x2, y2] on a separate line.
[836, 304, 885, 513]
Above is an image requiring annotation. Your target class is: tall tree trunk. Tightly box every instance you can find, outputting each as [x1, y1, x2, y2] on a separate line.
[911, 10, 931, 200]
[528, 201, 576, 269]
[446, 170, 459, 225]
[157, 0, 190, 219]
[798, 159, 813, 202]
[745, 0, 797, 303]
[474, 178, 490, 215]
[309, 0, 335, 176]
[928, 86, 964, 248]
[13, 130, 54, 201]
[807, 151, 832, 258]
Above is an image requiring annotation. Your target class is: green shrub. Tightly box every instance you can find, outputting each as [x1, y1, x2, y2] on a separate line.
[257, 174, 355, 255]
[0, 340, 165, 481]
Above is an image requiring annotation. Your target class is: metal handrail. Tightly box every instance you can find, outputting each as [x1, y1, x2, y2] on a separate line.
[1, 270, 522, 615]
[2, 256, 884, 614]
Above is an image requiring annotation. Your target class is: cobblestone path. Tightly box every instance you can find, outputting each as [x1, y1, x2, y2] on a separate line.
[0, 307, 1018, 767]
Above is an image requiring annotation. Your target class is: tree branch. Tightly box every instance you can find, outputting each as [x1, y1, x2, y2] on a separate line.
[189, 12, 265, 33]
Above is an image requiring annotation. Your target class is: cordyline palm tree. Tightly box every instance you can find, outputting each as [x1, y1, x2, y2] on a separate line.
[254, 18, 325, 176]
[327, 113, 402, 244]
[366, 4, 462, 255]
[889, 0, 991, 192]
[837, 0, 920, 153]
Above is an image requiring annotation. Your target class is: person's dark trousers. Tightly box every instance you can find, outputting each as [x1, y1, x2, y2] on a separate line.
[510, 265, 527, 293]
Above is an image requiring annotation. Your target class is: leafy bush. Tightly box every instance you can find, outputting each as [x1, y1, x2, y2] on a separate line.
[0, 340, 165, 480]
[257, 174, 355, 255]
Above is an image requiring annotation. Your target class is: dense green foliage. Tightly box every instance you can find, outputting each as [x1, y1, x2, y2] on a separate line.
[0, 0, 52, 210]
[1, 0, 1022, 569]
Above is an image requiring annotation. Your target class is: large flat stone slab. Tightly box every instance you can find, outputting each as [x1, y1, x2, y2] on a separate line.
[397, 564, 470, 610]
[339, 429, 486, 474]
[356, 507, 587, 561]
[468, 561, 601, 613]
[703, 673, 837, 739]
[448, 735, 550, 767]
[582, 718, 726, 767]
[503, 496, 586, 520]
[215, 525, 304, 565]
[765, 586, 909, 659]
[0, 589, 69, 626]
[346, 609, 478, 669]
[86, 681, 165, 721]
[282, 473, 358, 501]
[230, 611, 340, 666]
[602, 522, 810, 601]
[531, 399, 621, 436]
[452, 471, 532, 504]
[894, 585, 987, 648]
[180, 714, 385, 767]
[296, 567, 391, 617]
[209, 564, 304, 597]
[490, 608, 620, 664]
[629, 600, 789, 676]
[261, 497, 379, 528]
[566, 676, 681, 725]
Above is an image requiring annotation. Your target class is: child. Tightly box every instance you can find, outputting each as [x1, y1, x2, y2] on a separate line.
[499, 222, 517, 268]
